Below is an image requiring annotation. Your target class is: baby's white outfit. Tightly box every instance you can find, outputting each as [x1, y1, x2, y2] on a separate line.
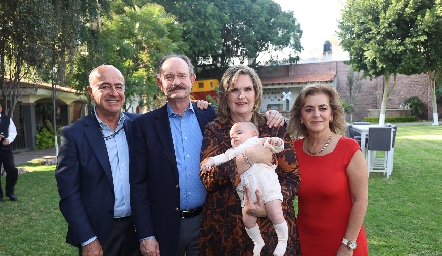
[210, 136, 284, 206]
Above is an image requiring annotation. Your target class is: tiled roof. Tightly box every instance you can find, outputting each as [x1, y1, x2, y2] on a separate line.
[6, 80, 79, 93]
[261, 73, 336, 85]
[36, 82, 78, 93]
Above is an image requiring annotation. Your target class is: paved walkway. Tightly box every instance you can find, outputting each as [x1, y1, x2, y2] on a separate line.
[14, 147, 57, 166]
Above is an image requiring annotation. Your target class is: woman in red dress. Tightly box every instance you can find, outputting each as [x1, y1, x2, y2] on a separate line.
[287, 83, 368, 256]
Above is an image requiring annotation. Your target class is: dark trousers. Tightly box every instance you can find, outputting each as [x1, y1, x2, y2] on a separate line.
[176, 213, 202, 256]
[78, 217, 140, 256]
[0, 149, 18, 197]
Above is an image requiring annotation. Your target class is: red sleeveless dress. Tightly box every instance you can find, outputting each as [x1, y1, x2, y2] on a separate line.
[293, 137, 368, 255]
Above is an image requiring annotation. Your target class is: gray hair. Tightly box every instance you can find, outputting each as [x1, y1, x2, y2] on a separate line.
[156, 54, 194, 77]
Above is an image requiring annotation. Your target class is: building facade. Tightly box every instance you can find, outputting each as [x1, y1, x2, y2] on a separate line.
[1, 81, 89, 151]
[258, 61, 438, 122]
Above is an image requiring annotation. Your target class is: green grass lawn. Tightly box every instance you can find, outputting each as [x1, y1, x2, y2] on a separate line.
[0, 125, 441, 255]
[365, 125, 442, 255]
[0, 163, 77, 255]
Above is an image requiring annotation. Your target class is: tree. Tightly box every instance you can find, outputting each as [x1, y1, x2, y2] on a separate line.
[216, 0, 303, 68]
[338, 0, 422, 125]
[42, 0, 110, 90]
[0, 0, 55, 118]
[151, 0, 303, 78]
[0, 0, 110, 118]
[404, 0, 442, 125]
[144, 0, 226, 78]
[42, 0, 110, 156]
[346, 68, 362, 122]
[101, 3, 188, 110]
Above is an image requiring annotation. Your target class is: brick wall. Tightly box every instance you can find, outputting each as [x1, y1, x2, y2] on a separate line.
[338, 70, 431, 121]
[259, 61, 437, 122]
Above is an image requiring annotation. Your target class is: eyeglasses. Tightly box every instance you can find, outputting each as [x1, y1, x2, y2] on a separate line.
[163, 74, 188, 82]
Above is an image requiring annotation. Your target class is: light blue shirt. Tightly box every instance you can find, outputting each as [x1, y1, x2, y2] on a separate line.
[96, 111, 131, 218]
[83, 110, 131, 246]
[168, 103, 206, 210]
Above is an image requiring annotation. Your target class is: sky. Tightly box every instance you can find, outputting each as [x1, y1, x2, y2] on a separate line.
[272, 0, 346, 59]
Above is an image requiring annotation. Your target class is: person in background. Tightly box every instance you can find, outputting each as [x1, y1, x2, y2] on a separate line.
[200, 121, 288, 256]
[287, 83, 368, 256]
[130, 54, 284, 256]
[0, 105, 19, 202]
[55, 65, 140, 256]
[199, 64, 301, 255]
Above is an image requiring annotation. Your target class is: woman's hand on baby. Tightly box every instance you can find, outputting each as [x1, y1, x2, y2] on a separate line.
[246, 142, 273, 166]
[265, 137, 283, 147]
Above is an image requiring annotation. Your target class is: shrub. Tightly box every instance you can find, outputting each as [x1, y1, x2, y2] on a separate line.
[403, 96, 427, 120]
[363, 116, 416, 123]
[35, 120, 61, 149]
[341, 99, 353, 114]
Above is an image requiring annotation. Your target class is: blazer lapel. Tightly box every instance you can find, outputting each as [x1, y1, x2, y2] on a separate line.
[154, 105, 179, 181]
[83, 115, 113, 185]
[123, 113, 134, 148]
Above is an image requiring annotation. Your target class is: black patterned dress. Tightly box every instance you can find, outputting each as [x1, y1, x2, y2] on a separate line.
[199, 120, 301, 255]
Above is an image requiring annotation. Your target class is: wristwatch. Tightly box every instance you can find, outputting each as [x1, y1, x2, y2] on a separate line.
[342, 238, 358, 250]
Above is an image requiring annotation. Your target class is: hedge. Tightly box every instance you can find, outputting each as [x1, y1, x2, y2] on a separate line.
[363, 116, 416, 123]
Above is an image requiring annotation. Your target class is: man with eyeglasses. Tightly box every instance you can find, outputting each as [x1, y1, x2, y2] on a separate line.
[129, 54, 284, 256]
[55, 65, 140, 256]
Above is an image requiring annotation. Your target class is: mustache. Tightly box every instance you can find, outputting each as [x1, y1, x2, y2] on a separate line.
[167, 84, 187, 92]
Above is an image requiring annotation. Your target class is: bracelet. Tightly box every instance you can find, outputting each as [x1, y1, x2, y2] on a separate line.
[242, 152, 252, 168]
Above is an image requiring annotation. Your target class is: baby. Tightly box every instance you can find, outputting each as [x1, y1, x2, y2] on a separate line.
[201, 121, 288, 256]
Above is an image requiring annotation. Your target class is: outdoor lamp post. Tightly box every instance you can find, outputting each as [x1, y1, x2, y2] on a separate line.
[51, 67, 59, 159]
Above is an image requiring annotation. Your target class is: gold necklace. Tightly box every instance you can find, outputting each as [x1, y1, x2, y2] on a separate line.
[307, 133, 333, 155]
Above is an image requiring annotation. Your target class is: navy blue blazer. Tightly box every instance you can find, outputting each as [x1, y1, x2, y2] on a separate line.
[55, 112, 139, 247]
[130, 103, 216, 255]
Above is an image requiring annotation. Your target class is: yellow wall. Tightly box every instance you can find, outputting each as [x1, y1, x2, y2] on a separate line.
[192, 79, 219, 92]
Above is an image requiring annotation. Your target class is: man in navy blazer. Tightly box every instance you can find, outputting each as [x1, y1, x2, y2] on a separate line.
[130, 54, 216, 256]
[56, 65, 140, 256]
